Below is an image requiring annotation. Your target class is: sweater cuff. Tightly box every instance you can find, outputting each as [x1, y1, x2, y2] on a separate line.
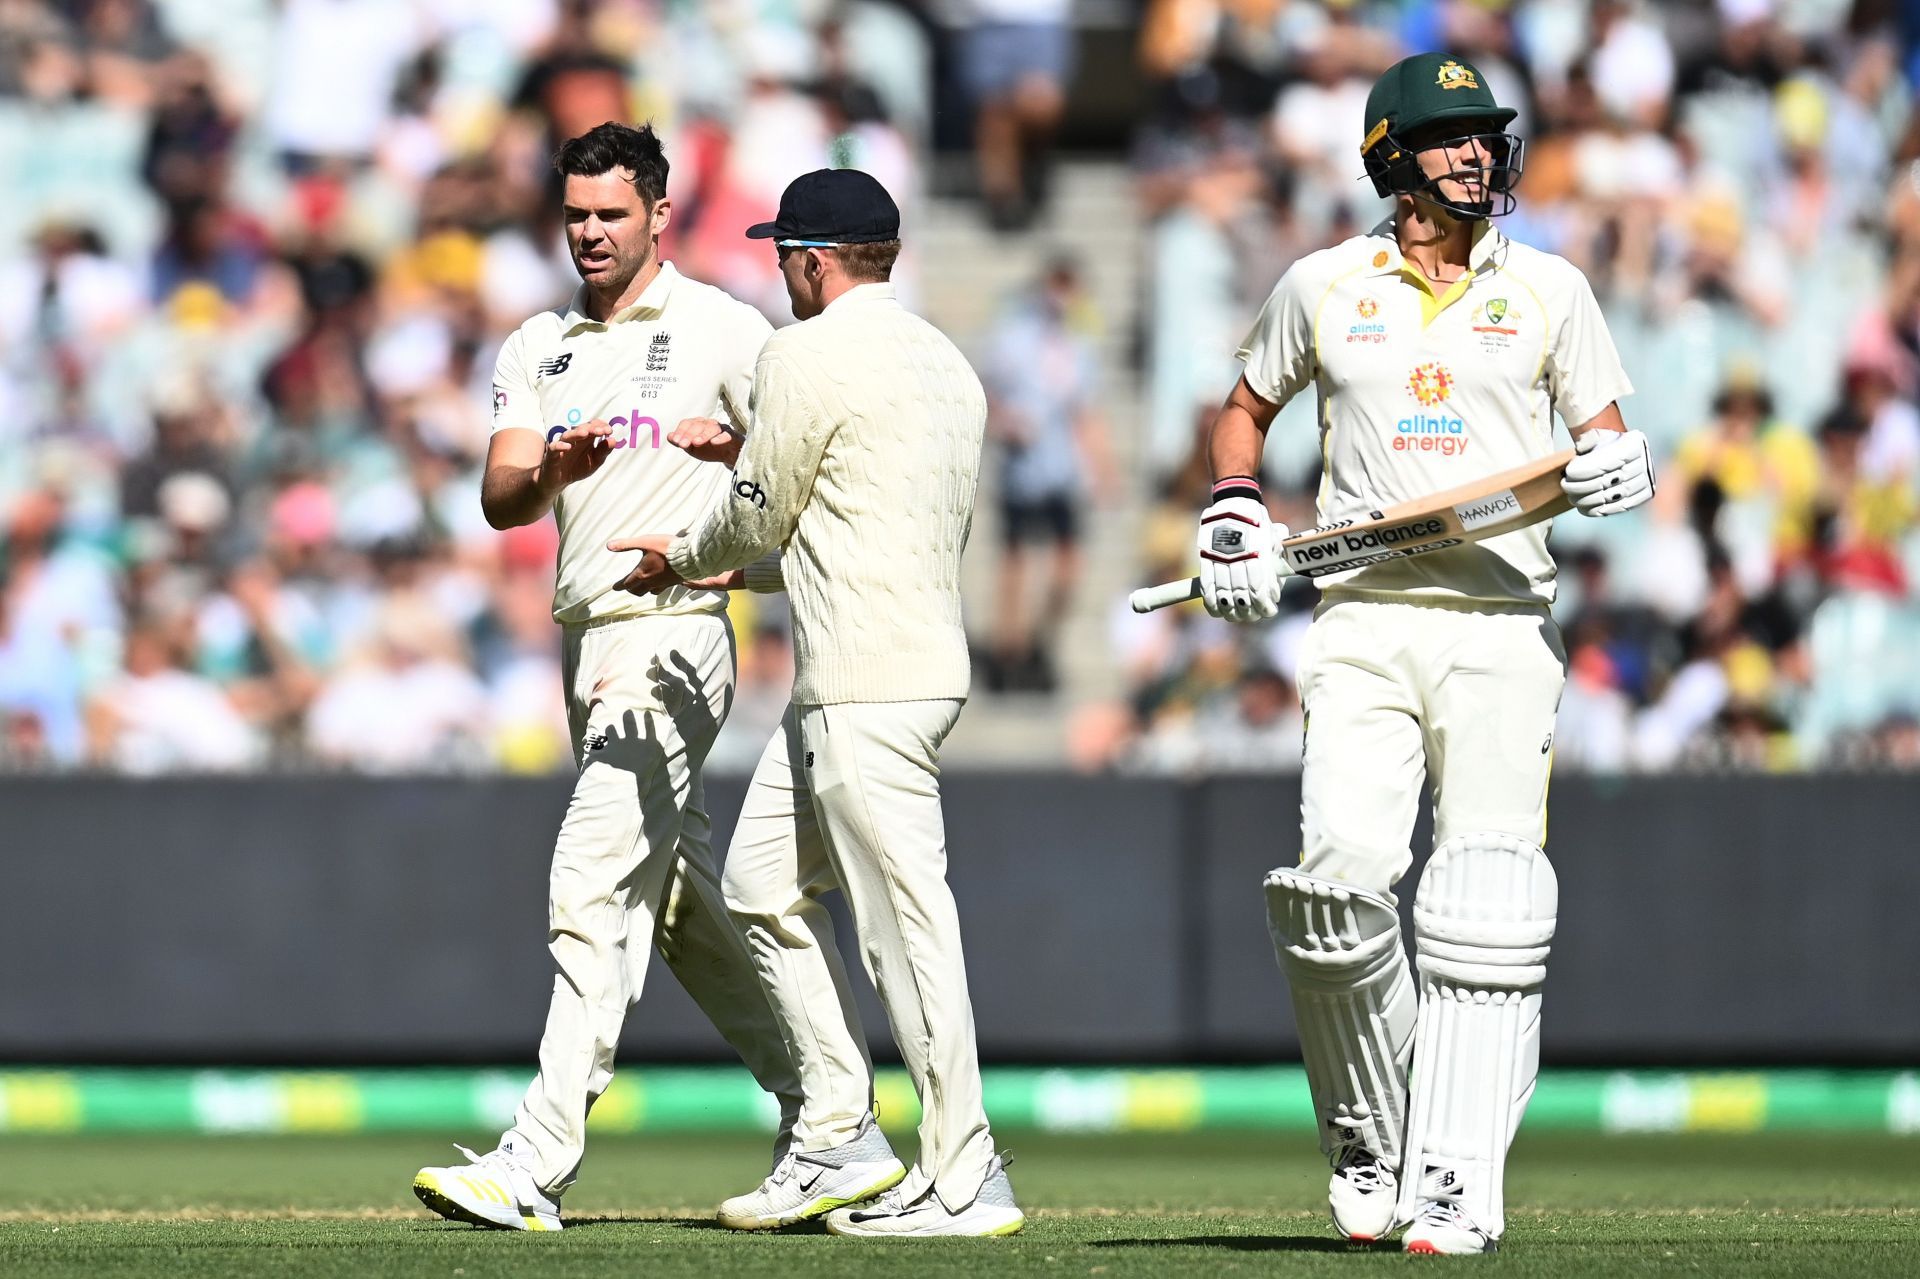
[744, 552, 786, 594]
[666, 533, 708, 582]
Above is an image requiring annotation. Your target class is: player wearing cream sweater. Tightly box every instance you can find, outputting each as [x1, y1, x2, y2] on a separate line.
[614, 169, 1022, 1239]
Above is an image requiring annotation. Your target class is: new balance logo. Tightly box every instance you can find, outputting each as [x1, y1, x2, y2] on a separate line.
[583, 729, 609, 752]
[537, 353, 573, 378]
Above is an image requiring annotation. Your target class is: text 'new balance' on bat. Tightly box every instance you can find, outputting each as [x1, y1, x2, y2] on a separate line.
[1131, 449, 1576, 614]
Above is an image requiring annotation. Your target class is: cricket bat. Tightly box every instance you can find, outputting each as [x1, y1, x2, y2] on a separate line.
[1131, 449, 1576, 613]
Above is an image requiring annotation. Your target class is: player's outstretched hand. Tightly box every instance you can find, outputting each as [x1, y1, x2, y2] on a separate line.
[1197, 480, 1286, 622]
[668, 417, 744, 466]
[1562, 429, 1655, 517]
[607, 533, 684, 596]
[542, 419, 615, 490]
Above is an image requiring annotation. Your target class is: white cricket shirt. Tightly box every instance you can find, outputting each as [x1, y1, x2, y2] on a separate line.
[1238, 220, 1631, 604]
[490, 262, 773, 624]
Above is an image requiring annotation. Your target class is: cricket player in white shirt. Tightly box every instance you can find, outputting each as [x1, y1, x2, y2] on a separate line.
[1197, 55, 1654, 1254]
[613, 168, 1024, 1238]
[410, 123, 801, 1231]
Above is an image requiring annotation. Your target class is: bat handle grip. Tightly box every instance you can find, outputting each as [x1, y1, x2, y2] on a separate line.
[1130, 577, 1202, 614]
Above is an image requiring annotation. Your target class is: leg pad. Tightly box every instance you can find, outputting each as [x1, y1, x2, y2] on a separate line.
[1394, 833, 1557, 1239]
[1265, 867, 1416, 1163]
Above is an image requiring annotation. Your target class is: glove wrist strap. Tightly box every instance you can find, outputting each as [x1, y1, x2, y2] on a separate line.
[1211, 476, 1262, 505]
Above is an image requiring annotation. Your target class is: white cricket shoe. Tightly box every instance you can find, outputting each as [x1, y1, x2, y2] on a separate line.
[716, 1114, 906, 1230]
[413, 1143, 562, 1232]
[1328, 1144, 1398, 1241]
[825, 1154, 1024, 1238]
[1403, 1198, 1496, 1255]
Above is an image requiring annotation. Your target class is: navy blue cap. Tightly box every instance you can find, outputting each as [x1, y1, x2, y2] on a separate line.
[745, 168, 900, 244]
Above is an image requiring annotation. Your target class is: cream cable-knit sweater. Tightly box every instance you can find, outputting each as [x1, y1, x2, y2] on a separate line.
[667, 283, 986, 705]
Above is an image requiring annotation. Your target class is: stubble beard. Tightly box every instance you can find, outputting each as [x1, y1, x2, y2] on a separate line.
[579, 238, 656, 303]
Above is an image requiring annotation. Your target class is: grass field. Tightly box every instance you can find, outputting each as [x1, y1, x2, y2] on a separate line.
[2, 1130, 1915, 1277]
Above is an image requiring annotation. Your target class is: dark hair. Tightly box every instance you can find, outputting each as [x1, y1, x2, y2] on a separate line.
[833, 239, 901, 282]
[553, 122, 669, 205]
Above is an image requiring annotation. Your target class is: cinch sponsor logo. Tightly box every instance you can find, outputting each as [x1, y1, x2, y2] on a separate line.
[544, 408, 662, 448]
[1287, 517, 1449, 572]
[1394, 413, 1470, 456]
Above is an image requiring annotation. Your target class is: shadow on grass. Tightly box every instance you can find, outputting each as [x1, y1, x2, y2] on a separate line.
[1094, 1236, 1402, 1254]
[563, 1217, 831, 1235]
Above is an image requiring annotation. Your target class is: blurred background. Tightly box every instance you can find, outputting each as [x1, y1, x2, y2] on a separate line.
[0, 0, 1916, 1133]
[4, 0, 1920, 780]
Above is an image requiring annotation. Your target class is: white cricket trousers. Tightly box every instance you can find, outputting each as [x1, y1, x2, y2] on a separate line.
[1297, 593, 1567, 895]
[722, 698, 997, 1212]
[505, 612, 800, 1194]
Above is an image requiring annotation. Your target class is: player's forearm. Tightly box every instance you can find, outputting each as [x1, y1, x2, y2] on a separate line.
[1569, 403, 1627, 440]
[1206, 377, 1281, 483]
[667, 481, 792, 580]
[481, 463, 562, 529]
[1208, 401, 1269, 482]
[671, 355, 823, 579]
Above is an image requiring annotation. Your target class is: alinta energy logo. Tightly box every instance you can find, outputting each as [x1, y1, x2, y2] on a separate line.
[1407, 362, 1454, 405]
[1347, 296, 1387, 345]
[1399, 362, 1469, 456]
[544, 406, 662, 449]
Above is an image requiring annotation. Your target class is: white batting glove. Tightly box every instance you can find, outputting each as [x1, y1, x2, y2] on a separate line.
[1561, 429, 1655, 517]
[1198, 479, 1287, 622]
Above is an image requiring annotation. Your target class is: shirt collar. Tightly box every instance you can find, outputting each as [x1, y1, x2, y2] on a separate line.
[823, 281, 897, 312]
[561, 261, 681, 332]
[1363, 219, 1505, 276]
[1468, 219, 1505, 269]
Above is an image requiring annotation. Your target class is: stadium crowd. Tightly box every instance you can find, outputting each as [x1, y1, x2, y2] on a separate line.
[1096, 0, 1920, 775]
[1, 0, 1917, 776]
[0, 0, 951, 773]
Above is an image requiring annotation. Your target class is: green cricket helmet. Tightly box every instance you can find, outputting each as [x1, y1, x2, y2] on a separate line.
[1360, 52, 1523, 220]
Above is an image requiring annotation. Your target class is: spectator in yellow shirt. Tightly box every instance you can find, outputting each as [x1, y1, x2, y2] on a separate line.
[1673, 367, 1821, 567]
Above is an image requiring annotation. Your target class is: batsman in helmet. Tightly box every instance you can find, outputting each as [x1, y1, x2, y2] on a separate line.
[1194, 54, 1656, 1253]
